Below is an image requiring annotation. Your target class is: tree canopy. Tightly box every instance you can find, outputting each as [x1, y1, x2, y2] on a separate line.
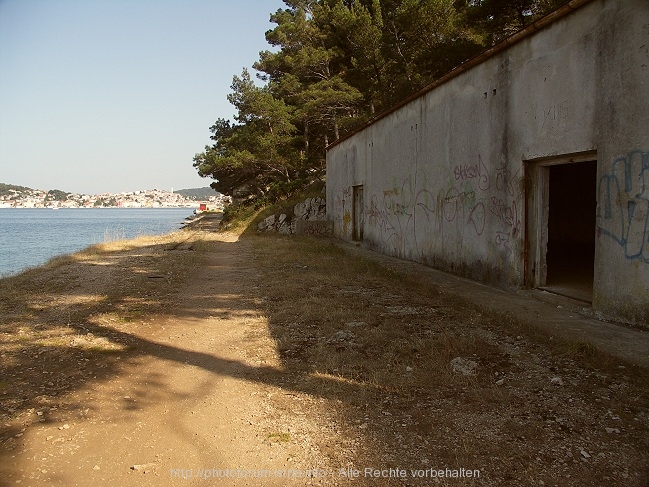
[194, 0, 567, 205]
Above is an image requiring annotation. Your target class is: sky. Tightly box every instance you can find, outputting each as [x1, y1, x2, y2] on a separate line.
[0, 0, 286, 195]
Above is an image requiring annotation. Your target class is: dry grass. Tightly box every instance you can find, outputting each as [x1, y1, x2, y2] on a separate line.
[254, 236, 512, 388]
[250, 232, 649, 486]
[2, 217, 648, 486]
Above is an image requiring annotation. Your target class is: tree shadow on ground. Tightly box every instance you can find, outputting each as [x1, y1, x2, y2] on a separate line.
[1, 229, 410, 484]
[1, 225, 648, 486]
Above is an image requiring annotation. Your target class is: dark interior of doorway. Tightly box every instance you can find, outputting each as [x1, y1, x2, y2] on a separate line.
[542, 161, 596, 303]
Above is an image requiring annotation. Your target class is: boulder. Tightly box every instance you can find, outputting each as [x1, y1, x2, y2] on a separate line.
[258, 214, 276, 231]
[258, 197, 327, 235]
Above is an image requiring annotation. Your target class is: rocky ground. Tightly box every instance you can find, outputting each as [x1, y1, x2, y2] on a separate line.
[1, 216, 648, 486]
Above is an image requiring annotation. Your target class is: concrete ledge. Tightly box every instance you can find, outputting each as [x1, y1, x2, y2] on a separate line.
[337, 240, 649, 369]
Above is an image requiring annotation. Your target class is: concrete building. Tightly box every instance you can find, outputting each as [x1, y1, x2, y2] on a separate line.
[326, 0, 649, 326]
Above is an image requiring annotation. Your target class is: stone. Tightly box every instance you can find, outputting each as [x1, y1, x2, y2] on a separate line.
[260, 197, 327, 234]
[450, 357, 478, 376]
[277, 222, 292, 235]
[326, 330, 355, 344]
[258, 214, 276, 231]
[293, 201, 308, 220]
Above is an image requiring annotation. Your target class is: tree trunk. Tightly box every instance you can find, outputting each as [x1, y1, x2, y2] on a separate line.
[389, 19, 414, 89]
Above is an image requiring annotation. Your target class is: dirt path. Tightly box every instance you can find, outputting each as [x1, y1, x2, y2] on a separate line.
[2, 220, 649, 486]
[1, 230, 337, 486]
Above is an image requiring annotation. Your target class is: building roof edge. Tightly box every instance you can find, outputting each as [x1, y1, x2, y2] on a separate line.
[326, 0, 594, 151]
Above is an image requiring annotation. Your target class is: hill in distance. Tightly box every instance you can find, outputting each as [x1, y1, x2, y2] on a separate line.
[1, 183, 218, 199]
[174, 187, 220, 199]
[0, 183, 33, 196]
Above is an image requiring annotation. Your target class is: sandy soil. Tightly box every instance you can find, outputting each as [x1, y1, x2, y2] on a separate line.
[1, 217, 648, 486]
[1, 228, 328, 486]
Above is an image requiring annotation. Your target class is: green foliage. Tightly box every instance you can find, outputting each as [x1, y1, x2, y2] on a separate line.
[193, 69, 304, 204]
[174, 187, 219, 199]
[194, 0, 569, 205]
[45, 189, 70, 201]
[93, 197, 117, 207]
[463, 0, 568, 45]
[0, 183, 32, 196]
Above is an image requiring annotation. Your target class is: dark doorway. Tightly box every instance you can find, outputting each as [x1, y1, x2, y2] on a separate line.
[543, 161, 597, 302]
[353, 185, 364, 241]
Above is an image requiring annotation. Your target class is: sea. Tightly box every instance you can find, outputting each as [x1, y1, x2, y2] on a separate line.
[0, 207, 194, 277]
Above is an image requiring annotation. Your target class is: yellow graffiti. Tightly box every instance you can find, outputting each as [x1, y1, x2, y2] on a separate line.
[343, 211, 351, 235]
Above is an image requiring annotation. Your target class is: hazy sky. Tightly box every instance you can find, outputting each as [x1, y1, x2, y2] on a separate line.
[0, 0, 286, 194]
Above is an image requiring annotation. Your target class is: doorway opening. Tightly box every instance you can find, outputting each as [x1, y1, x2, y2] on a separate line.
[525, 152, 597, 303]
[352, 185, 364, 241]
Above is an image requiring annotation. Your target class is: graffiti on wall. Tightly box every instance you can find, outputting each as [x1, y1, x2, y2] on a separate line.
[597, 150, 649, 263]
[296, 220, 333, 237]
[452, 154, 490, 191]
[362, 154, 522, 259]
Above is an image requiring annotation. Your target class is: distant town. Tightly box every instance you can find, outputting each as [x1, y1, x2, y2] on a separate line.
[0, 184, 230, 210]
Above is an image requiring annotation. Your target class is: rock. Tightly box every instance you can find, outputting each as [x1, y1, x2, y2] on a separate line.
[294, 200, 308, 220]
[450, 357, 478, 376]
[345, 321, 367, 328]
[496, 379, 505, 386]
[405, 366, 413, 372]
[261, 197, 327, 234]
[258, 214, 276, 231]
[550, 376, 564, 386]
[277, 222, 292, 235]
[326, 330, 355, 344]
[307, 198, 325, 220]
[580, 450, 591, 459]
[605, 427, 620, 434]
[131, 463, 156, 473]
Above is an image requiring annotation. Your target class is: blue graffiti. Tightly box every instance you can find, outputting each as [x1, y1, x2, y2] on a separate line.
[597, 150, 649, 263]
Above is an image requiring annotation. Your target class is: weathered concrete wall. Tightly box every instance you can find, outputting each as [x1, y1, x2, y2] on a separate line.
[326, 0, 649, 325]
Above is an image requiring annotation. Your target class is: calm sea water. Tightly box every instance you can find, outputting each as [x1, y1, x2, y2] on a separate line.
[0, 208, 194, 277]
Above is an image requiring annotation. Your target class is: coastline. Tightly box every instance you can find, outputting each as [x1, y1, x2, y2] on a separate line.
[0, 207, 205, 278]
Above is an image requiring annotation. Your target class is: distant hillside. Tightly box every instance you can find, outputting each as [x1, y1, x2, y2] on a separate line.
[175, 187, 219, 200]
[2, 183, 219, 200]
[0, 183, 33, 196]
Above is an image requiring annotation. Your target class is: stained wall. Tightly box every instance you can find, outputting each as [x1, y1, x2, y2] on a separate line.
[326, 0, 649, 325]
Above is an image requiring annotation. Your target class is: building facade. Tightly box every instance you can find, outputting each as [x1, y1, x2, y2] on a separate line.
[326, 0, 649, 326]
